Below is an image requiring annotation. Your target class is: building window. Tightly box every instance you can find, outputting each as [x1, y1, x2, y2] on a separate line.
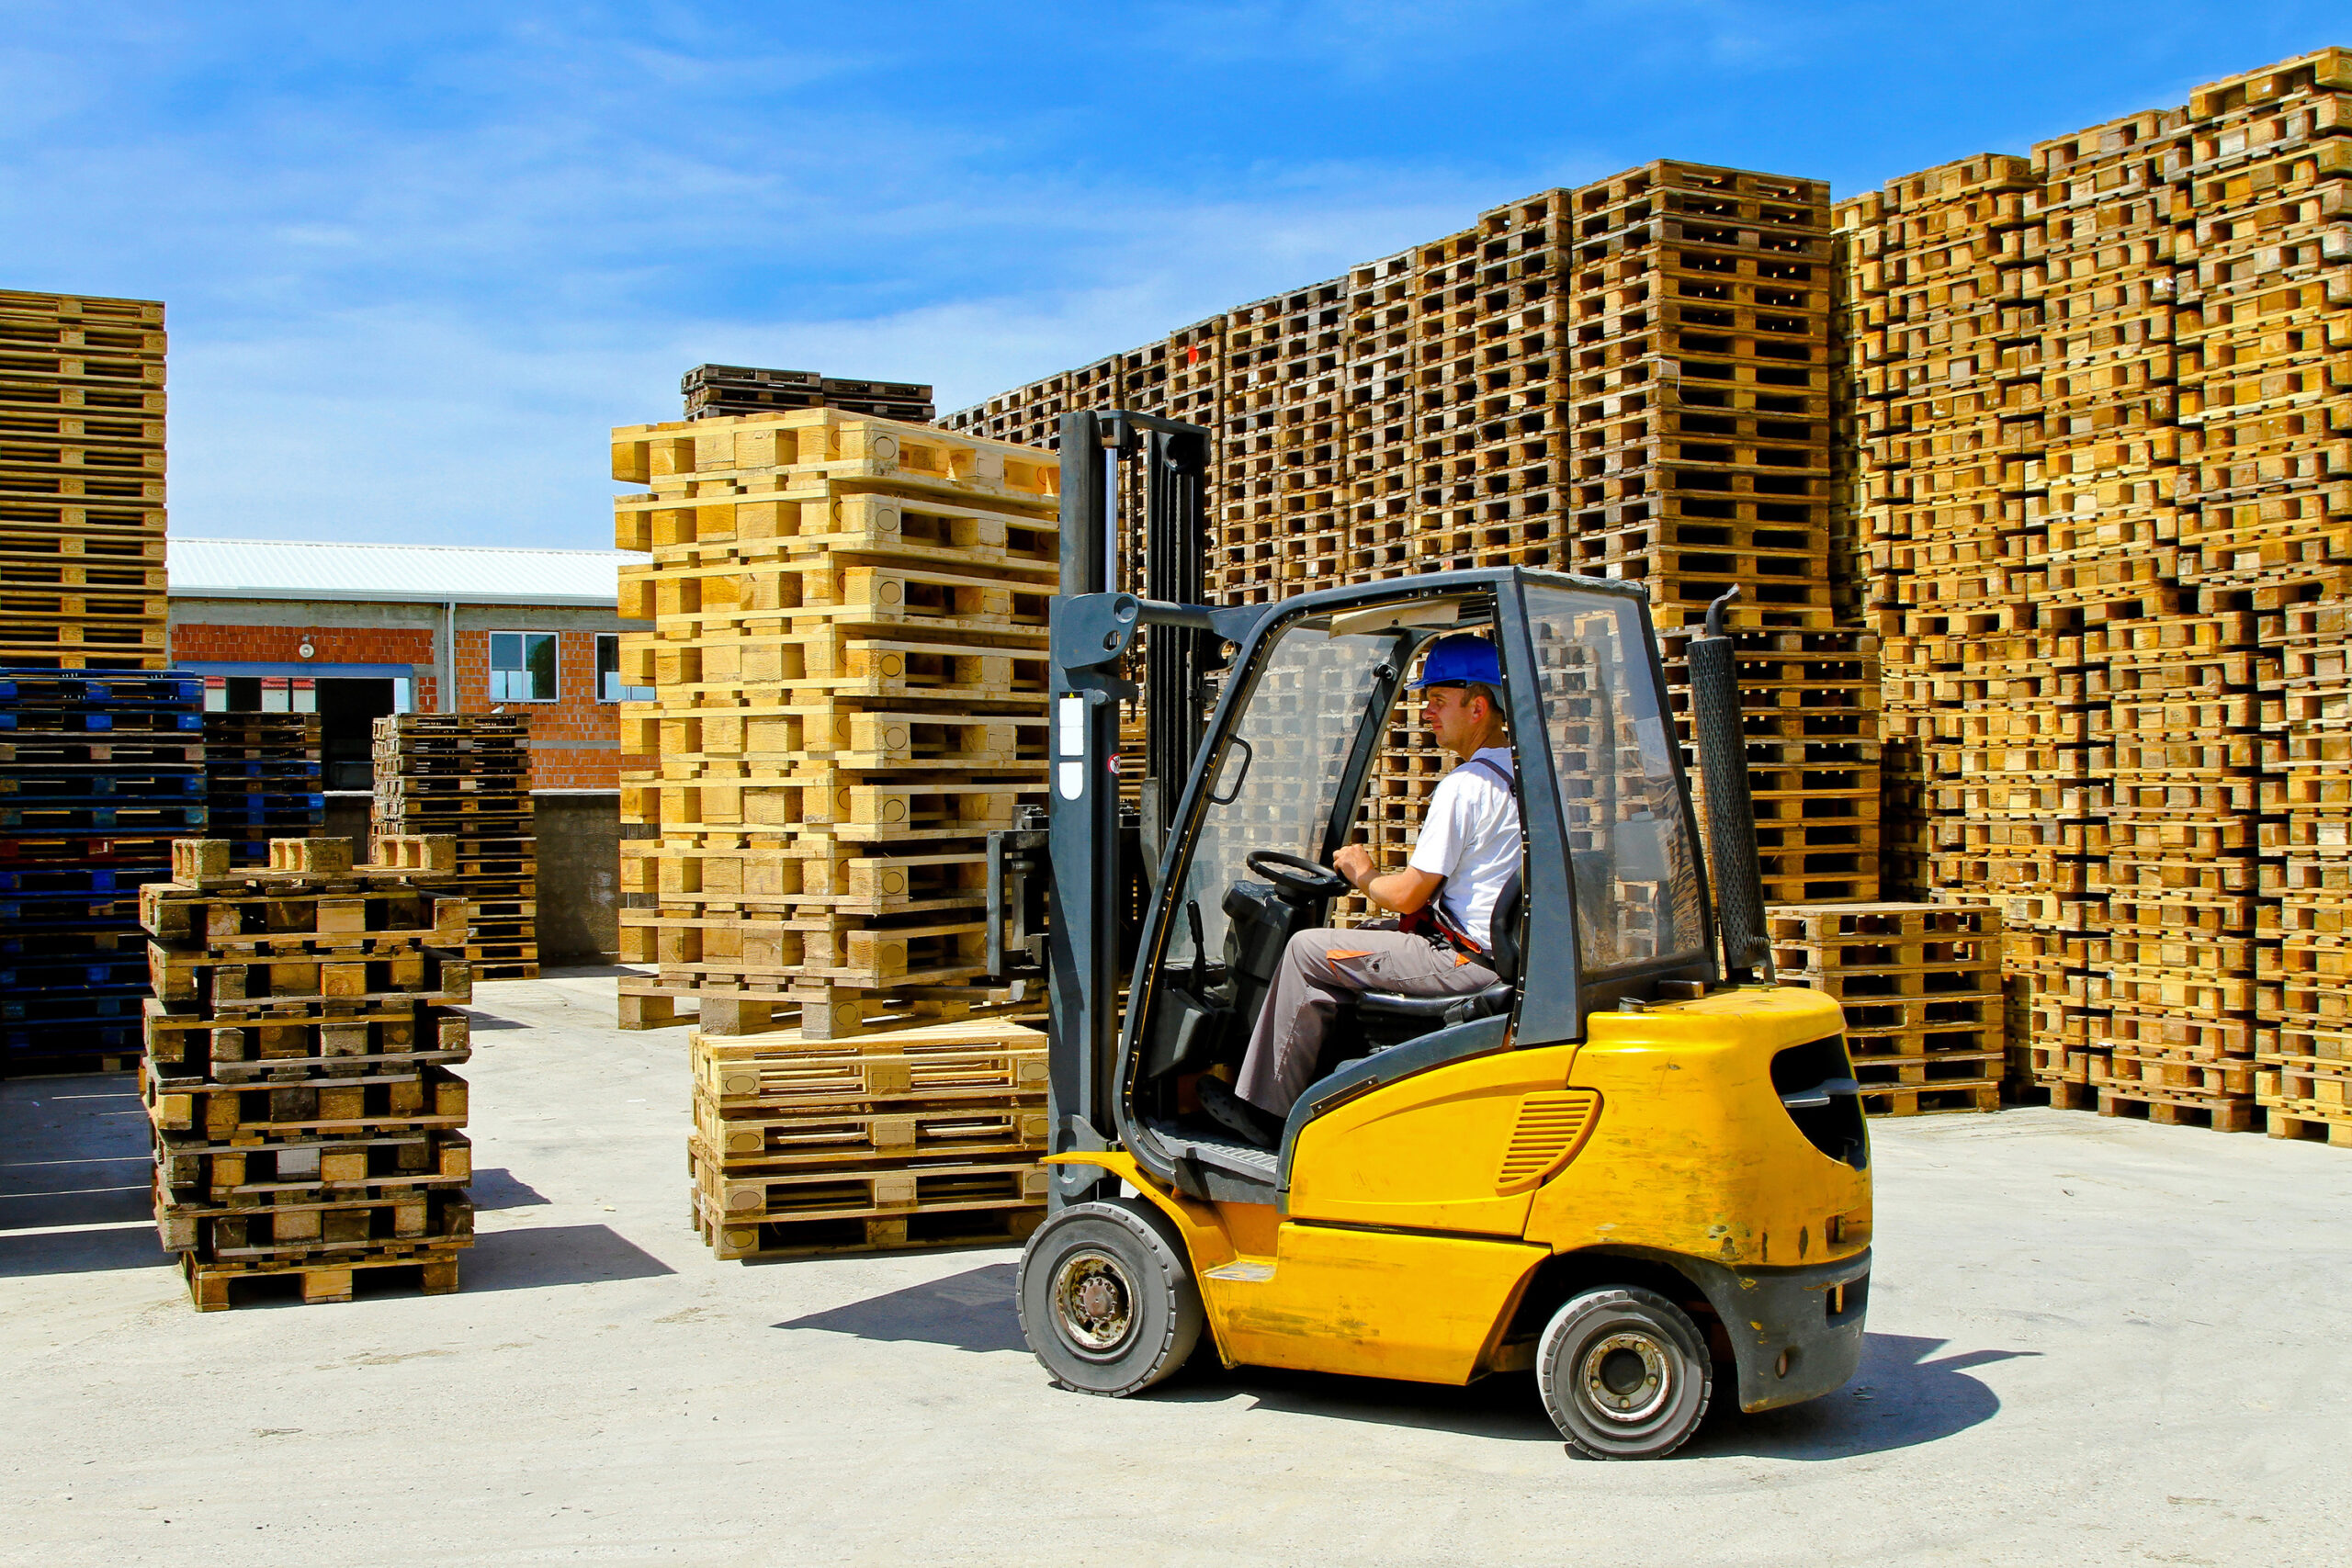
[490, 631, 559, 701]
[596, 634, 652, 702]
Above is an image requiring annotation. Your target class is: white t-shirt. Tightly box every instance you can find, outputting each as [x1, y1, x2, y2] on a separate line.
[1408, 746, 1522, 946]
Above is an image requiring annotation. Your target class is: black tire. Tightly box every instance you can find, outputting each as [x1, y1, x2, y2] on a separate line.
[1537, 1286, 1713, 1460]
[1016, 1199, 1204, 1396]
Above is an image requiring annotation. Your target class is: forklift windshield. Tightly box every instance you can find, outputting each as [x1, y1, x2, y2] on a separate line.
[1165, 614, 1397, 964]
[1521, 582, 1708, 976]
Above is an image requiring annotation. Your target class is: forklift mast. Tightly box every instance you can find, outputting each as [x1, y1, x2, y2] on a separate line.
[1043, 410, 1222, 1203]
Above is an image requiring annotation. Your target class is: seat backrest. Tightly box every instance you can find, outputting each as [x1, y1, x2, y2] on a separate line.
[1487, 867, 1524, 984]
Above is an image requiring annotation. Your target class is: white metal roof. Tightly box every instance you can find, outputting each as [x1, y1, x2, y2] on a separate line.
[168, 537, 648, 607]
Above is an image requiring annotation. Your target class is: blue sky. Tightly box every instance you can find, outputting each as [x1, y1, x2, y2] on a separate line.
[1, 3, 2341, 551]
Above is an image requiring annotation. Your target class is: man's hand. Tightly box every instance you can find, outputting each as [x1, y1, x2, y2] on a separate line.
[1332, 843, 1374, 890]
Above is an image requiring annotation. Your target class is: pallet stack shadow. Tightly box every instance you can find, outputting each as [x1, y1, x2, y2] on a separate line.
[0, 669, 203, 1076]
[1771, 903, 2006, 1113]
[682, 365, 935, 423]
[0, 289, 168, 673]
[943, 160, 1883, 915]
[370, 714, 538, 979]
[610, 408, 1059, 1261]
[202, 711, 323, 864]
[141, 836, 473, 1309]
[1838, 46, 2352, 1137]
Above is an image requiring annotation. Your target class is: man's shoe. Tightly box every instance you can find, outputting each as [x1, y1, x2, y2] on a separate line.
[1197, 1077, 1279, 1151]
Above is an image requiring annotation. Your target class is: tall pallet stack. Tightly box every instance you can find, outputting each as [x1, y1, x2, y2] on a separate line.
[1838, 46, 2352, 1134]
[0, 669, 204, 1076]
[946, 162, 1884, 917]
[2179, 53, 2352, 1147]
[609, 407, 1058, 1038]
[370, 715, 538, 980]
[141, 836, 474, 1309]
[0, 290, 168, 673]
[201, 711, 324, 865]
[609, 408, 1059, 1260]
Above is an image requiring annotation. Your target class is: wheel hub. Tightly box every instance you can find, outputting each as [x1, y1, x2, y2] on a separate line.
[1580, 1330, 1671, 1423]
[1051, 1248, 1136, 1355]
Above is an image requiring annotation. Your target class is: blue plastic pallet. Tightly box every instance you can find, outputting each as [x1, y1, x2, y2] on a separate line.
[0, 803, 209, 831]
[0, 673, 206, 707]
[0, 865, 169, 894]
[0, 773, 206, 800]
[0, 957, 152, 989]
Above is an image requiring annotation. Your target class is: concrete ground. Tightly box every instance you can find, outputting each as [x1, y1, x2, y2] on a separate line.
[4, 968, 2348, 1568]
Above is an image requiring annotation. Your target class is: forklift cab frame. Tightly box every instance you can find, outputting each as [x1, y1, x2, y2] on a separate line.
[1100, 570, 1721, 1208]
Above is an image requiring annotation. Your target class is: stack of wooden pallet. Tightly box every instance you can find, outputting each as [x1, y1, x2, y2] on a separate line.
[1770, 903, 2006, 1114]
[687, 1016, 1049, 1259]
[953, 163, 1881, 914]
[1835, 46, 2352, 1134]
[201, 711, 323, 865]
[2185, 51, 2352, 1148]
[370, 715, 538, 979]
[141, 836, 473, 1308]
[2267, 595, 2352, 1146]
[1666, 626, 1883, 906]
[0, 669, 204, 1076]
[609, 408, 1059, 1260]
[609, 407, 1058, 1039]
[0, 290, 168, 672]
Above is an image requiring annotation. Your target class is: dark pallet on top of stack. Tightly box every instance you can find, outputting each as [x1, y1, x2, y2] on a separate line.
[682, 365, 935, 423]
[200, 711, 323, 864]
[0, 668, 204, 1076]
[370, 714, 538, 980]
[141, 835, 476, 1308]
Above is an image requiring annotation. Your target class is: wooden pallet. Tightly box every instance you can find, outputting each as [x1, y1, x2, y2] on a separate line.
[154, 1128, 471, 1197]
[691, 1018, 1047, 1107]
[181, 1250, 462, 1310]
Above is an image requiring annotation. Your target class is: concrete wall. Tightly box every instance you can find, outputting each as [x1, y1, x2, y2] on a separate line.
[320, 790, 619, 964]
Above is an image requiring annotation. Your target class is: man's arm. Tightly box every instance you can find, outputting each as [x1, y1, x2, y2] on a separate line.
[1331, 843, 1443, 915]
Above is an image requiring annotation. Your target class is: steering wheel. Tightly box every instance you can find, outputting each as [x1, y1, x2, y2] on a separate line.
[1246, 850, 1352, 901]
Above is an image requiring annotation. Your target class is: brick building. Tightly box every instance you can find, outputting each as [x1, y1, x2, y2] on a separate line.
[167, 538, 651, 790]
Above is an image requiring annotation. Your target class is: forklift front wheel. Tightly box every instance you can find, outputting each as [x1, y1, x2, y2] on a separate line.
[1017, 1199, 1204, 1396]
[1537, 1286, 1713, 1460]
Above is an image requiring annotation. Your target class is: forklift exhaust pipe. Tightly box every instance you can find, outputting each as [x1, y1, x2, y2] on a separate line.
[1689, 587, 1774, 985]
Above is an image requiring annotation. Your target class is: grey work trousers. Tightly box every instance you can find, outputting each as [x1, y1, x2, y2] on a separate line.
[1232, 926, 1498, 1117]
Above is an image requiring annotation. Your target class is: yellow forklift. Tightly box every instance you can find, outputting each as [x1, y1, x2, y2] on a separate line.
[991, 412, 1871, 1459]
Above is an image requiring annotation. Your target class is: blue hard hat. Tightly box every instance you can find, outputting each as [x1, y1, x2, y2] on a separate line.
[1408, 633, 1502, 690]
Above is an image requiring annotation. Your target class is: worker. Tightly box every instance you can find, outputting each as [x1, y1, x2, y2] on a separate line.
[1200, 633, 1523, 1148]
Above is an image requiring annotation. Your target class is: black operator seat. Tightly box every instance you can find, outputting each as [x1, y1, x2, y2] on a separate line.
[1353, 868, 1522, 1029]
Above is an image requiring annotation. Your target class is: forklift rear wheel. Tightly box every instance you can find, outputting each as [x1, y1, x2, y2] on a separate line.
[1017, 1199, 1204, 1396]
[1537, 1286, 1713, 1460]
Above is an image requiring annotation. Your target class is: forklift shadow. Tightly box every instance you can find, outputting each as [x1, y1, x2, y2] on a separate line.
[1162, 1362, 1560, 1441]
[1164, 1331, 2024, 1456]
[776, 1262, 1029, 1354]
[774, 1268, 2023, 1460]
[1679, 1333, 2030, 1460]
